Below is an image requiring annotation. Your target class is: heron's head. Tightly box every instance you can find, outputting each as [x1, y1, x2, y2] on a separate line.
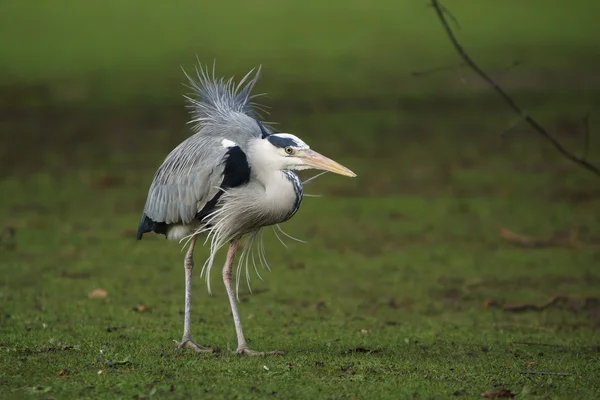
[253, 133, 356, 177]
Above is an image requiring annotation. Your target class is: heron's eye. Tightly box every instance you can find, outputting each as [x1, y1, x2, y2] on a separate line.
[284, 146, 294, 155]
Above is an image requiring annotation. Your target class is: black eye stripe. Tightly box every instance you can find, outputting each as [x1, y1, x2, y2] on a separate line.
[267, 135, 298, 149]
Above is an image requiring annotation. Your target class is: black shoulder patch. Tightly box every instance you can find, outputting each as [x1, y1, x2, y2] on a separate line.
[267, 135, 297, 149]
[221, 145, 251, 188]
[196, 145, 251, 221]
[136, 213, 167, 240]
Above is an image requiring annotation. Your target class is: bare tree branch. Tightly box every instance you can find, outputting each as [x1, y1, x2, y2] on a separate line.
[430, 0, 600, 178]
[430, 2, 461, 29]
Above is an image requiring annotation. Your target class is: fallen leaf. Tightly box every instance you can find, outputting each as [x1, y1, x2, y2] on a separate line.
[88, 289, 108, 299]
[481, 389, 516, 398]
[524, 361, 535, 367]
[133, 304, 150, 313]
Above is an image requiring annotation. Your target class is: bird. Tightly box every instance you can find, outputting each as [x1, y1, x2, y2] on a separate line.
[136, 62, 356, 356]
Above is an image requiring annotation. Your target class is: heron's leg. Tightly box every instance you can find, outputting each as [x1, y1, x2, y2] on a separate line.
[222, 240, 284, 356]
[175, 234, 214, 353]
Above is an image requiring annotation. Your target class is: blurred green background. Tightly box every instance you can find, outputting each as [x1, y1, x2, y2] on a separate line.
[1, 1, 599, 399]
[2, 0, 600, 104]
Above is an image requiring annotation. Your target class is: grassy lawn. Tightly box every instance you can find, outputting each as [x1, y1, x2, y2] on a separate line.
[1, 1, 600, 399]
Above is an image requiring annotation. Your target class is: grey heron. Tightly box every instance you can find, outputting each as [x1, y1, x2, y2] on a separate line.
[136, 63, 356, 356]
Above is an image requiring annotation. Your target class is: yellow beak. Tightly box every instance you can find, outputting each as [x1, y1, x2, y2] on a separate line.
[299, 149, 357, 177]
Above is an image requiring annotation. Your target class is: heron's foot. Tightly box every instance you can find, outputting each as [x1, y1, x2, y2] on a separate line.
[174, 339, 219, 354]
[236, 347, 285, 356]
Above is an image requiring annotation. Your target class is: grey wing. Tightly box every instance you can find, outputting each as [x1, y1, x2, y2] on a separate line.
[143, 135, 228, 226]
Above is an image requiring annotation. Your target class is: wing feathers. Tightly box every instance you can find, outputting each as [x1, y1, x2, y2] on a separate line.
[137, 62, 265, 239]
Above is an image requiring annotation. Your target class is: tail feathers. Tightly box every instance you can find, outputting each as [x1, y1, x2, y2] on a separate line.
[137, 213, 167, 240]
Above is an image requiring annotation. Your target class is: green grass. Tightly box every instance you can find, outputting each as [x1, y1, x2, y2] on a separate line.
[1, 99, 600, 398]
[1, 189, 599, 399]
[2, 0, 600, 398]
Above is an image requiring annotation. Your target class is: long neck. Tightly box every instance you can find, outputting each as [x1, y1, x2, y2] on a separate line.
[246, 139, 303, 221]
[246, 138, 285, 187]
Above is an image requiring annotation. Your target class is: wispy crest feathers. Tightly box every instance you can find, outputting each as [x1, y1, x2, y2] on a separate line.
[182, 60, 267, 133]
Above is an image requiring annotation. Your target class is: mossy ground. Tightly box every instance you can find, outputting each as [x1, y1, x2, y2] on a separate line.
[1, 1, 599, 398]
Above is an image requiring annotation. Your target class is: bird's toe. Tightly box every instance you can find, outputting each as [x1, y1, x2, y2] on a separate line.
[174, 339, 219, 354]
[236, 348, 284, 356]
